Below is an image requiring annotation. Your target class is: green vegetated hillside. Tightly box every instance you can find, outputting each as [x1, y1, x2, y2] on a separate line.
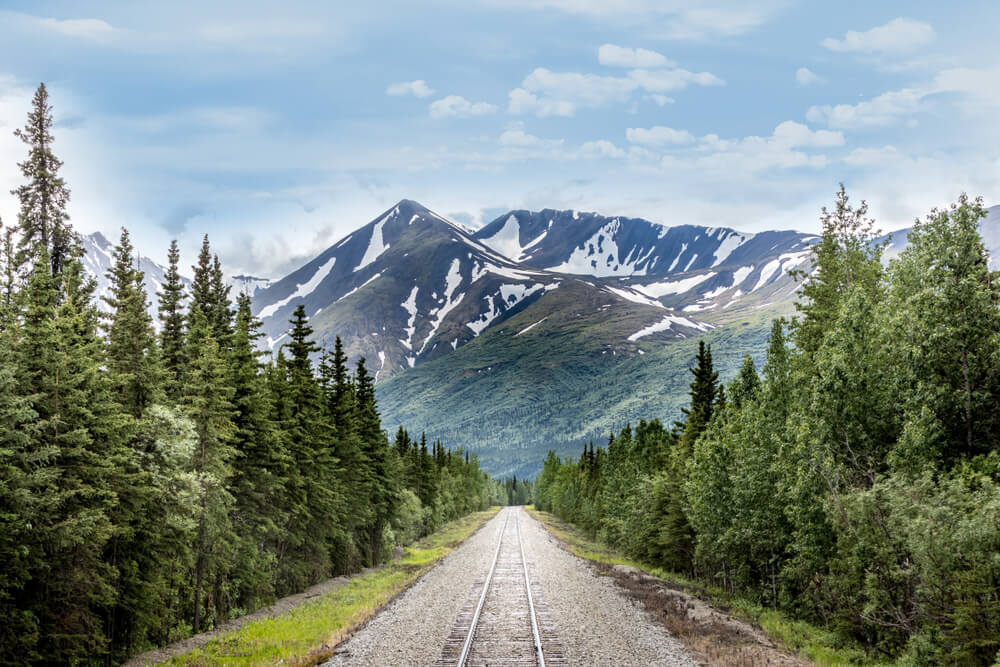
[378, 302, 774, 478]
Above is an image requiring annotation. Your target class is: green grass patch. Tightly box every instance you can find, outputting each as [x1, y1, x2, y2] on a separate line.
[525, 506, 881, 666]
[166, 508, 500, 666]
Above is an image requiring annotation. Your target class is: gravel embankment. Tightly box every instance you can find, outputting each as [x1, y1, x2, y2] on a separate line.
[322, 510, 508, 666]
[325, 507, 695, 666]
[518, 508, 695, 666]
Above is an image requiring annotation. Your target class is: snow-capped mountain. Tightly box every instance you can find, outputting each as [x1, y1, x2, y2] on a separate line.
[251, 200, 713, 380]
[475, 209, 817, 323]
[80, 231, 188, 320]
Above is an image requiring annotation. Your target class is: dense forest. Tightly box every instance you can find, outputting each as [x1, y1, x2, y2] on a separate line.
[0, 84, 506, 665]
[535, 187, 1000, 664]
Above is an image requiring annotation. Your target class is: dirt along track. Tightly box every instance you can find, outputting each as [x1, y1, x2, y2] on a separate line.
[324, 506, 694, 666]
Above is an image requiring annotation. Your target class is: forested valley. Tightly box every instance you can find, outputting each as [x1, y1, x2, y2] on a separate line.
[0, 85, 508, 665]
[534, 188, 1000, 664]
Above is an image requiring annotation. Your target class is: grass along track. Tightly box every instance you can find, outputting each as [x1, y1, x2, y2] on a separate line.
[155, 508, 501, 667]
[526, 507, 878, 667]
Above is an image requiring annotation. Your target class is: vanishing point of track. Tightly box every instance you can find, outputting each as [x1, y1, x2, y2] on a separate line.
[436, 508, 566, 666]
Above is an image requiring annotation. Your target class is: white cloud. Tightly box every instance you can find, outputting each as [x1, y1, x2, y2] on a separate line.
[578, 140, 626, 159]
[508, 63, 722, 117]
[934, 64, 1000, 115]
[36, 16, 115, 40]
[648, 94, 674, 106]
[693, 121, 840, 173]
[771, 120, 844, 147]
[806, 87, 925, 128]
[795, 67, 820, 85]
[498, 129, 563, 148]
[627, 67, 724, 91]
[429, 95, 497, 119]
[507, 88, 575, 117]
[509, 68, 637, 117]
[386, 80, 434, 98]
[483, 1, 775, 40]
[843, 145, 902, 167]
[626, 126, 695, 146]
[598, 44, 672, 68]
[821, 18, 936, 54]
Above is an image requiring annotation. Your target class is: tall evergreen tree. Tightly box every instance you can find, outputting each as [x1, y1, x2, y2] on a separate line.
[16, 252, 121, 662]
[11, 83, 76, 277]
[158, 239, 187, 399]
[662, 340, 721, 573]
[183, 309, 236, 633]
[209, 254, 233, 346]
[103, 227, 162, 417]
[355, 358, 397, 564]
[283, 306, 340, 583]
[229, 293, 289, 606]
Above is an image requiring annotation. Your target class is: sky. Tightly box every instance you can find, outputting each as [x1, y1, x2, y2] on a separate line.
[0, 0, 998, 278]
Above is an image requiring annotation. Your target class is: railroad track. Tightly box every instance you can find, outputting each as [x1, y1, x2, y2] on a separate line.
[436, 508, 567, 666]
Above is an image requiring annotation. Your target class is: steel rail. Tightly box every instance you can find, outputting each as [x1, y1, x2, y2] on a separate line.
[516, 510, 546, 667]
[457, 509, 510, 667]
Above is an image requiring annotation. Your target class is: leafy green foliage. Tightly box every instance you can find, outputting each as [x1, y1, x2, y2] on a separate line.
[536, 187, 1000, 665]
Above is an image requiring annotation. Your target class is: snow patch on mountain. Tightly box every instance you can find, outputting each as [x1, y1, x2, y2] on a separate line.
[667, 244, 688, 272]
[467, 282, 548, 335]
[258, 255, 337, 319]
[712, 231, 753, 267]
[634, 272, 716, 297]
[515, 316, 548, 337]
[400, 286, 419, 350]
[550, 220, 646, 277]
[355, 212, 391, 272]
[336, 272, 382, 303]
[604, 285, 665, 309]
[479, 214, 526, 260]
[419, 259, 464, 354]
[731, 265, 756, 288]
[627, 314, 712, 341]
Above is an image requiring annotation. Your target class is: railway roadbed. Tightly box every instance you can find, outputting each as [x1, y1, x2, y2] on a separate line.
[324, 507, 694, 666]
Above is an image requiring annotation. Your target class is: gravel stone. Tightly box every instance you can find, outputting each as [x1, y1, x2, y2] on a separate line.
[323, 507, 695, 666]
[518, 508, 695, 666]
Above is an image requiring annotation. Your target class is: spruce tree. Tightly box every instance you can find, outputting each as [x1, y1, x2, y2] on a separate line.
[158, 239, 187, 398]
[662, 340, 721, 574]
[322, 337, 365, 572]
[11, 83, 76, 277]
[229, 293, 289, 605]
[284, 306, 340, 583]
[16, 252, 121, 661]
[189, 235, 214, 325]
[182, 308, 236, 633]
[209, 254, 233, 347]
[103, 227, 162, 417]
[355, 358, 397, 565]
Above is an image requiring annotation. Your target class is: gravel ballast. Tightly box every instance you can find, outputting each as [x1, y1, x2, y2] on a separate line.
[324, 507, 694, 666]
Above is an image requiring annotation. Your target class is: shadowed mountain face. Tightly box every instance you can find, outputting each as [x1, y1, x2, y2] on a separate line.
[474, 208, 815, 278]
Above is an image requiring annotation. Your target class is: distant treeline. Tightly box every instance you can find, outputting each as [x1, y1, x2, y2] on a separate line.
[0, 84, 507, 664]
[535, 186, 1000, 664]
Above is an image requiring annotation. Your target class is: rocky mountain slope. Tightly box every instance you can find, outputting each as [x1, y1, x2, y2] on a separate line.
[250, 200, 714, 381]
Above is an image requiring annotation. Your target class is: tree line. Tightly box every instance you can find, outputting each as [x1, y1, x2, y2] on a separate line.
[534, 186, 1000, 664]
[0, 83, 506, 665]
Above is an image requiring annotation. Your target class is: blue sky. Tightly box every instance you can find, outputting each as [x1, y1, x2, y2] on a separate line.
[0, 1, 998, 277]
